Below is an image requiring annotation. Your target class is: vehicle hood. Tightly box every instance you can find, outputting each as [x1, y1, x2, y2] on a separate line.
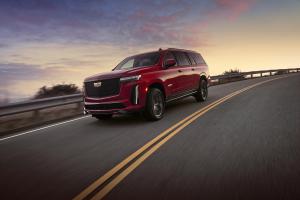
[84, 70, 124, 82]
[84, 66, 156, 82]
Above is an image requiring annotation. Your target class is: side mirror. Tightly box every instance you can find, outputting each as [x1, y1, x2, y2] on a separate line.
[164, 59, 176, 68]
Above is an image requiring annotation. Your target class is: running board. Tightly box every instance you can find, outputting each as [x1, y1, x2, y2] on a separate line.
[166, 90, 198, 103]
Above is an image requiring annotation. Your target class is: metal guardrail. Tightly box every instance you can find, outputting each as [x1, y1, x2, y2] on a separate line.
[0, 94, 82, 117]
[0, 67, 299, 117]
[210, 68, 300, 84]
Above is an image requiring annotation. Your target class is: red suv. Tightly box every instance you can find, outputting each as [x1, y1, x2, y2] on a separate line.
[83, 48, 210, 121]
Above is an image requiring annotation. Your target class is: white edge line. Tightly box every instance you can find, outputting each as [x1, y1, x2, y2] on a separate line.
[0, 115, 90, 142]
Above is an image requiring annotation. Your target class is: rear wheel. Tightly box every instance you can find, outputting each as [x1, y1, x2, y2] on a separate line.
[194, 79, 208, 102]
[143, 88, 165, 121]
[93, 114, 113, 120]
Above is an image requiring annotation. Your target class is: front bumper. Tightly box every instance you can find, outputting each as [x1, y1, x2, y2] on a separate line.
[83, 80, 146, 115]
[83, 101, 143, 115]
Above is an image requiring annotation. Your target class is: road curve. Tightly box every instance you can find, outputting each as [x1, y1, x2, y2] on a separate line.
[0, 74, 300, 200]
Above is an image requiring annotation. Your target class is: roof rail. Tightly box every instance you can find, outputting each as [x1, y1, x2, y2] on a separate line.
[166, 48, 197, 52]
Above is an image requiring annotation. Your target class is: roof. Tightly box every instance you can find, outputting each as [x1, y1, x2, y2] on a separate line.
[166, 48, 199, 53]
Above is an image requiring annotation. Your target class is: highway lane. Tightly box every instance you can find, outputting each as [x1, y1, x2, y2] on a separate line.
[0, 74, 299, 200]
[104, 74, 300, 200]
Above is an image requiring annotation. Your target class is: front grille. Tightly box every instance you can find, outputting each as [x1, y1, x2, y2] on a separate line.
[85, 103, 125, 110]
[84, 78, 120, 98]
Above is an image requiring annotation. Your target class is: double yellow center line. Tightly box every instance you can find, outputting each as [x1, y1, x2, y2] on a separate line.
[74, 76, 285, 200]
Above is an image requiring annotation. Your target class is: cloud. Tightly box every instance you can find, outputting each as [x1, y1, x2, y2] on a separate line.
[44, 58, 99, 68]
[0, 63, 50, 99]
[0, 62, 86, 88]
[0, 62, 88, 99]
[0, 63, 56, 84]
[0, 0, 256, 49]
[0, 43, 8, 48]
[214, 0, 256, 19]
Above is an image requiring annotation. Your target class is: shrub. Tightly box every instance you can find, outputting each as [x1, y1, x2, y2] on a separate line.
[223, 68, 242, 76]
[33, 83, 81, 99]
[220, 68, 245, 83]
[274, 70, 287, 75]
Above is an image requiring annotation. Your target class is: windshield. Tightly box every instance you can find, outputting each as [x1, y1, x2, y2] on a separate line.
[114, 52, 160, 70]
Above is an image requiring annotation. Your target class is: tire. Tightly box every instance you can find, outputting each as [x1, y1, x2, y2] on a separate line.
[143, 88, 165, 121]
[194, 79, 208, 102]
[93, 114, 113, 120]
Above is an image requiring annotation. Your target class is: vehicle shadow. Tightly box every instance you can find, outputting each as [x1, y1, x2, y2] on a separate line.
[88, 96, 201, 127]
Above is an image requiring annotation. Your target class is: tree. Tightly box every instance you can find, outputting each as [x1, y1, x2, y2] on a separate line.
[223, 68, 242, 76]
[221, 68, 245, 83]
[33, 83, 81, 99]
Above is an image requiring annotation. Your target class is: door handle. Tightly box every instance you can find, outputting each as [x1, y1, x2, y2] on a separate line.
[192, 68, 195, 71]
[178, 70, 183, 73]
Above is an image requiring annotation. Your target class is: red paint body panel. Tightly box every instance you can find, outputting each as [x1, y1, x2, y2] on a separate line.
[83, 49, 210, 115]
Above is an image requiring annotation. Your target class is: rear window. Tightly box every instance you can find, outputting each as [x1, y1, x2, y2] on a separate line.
[187, 53, 196, 65]
[114, 52, 160, 70]
[190, 53, 206, 65]
[172, 51, 191, 66]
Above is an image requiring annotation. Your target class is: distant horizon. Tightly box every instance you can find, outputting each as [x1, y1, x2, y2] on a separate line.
[1, 65, 297, 103]
[1, 0, 300, 101]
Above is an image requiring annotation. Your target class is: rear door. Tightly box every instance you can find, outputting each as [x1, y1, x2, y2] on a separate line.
[172, 51, 195, 92]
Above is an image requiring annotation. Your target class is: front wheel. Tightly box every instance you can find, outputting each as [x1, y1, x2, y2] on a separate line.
[143, 88, 165, 121]
[93, 114, 113, 120]
[194, 79, 208, 102]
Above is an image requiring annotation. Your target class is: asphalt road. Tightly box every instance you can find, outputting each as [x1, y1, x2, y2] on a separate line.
[0, 74, 300, 200]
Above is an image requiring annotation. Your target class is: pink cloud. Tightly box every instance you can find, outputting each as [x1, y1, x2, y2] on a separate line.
[215, 0, 256, 19]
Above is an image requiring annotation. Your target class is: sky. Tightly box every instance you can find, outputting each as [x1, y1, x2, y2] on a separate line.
[0, 0, 300, 101]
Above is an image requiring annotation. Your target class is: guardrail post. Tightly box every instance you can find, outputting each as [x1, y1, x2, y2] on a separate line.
[250, 74, 253, 78]
[260, 73, 263, 77]
[269, 71, 271, 76]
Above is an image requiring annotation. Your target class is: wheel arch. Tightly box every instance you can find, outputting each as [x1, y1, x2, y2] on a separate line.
[200, 72, 208, 82]
[148, 82, 166, 100]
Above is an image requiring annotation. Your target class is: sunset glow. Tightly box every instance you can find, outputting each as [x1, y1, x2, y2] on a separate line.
[0, 0, 299, 100]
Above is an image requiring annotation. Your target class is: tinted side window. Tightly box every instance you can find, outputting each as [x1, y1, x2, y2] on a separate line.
[164, 52, 176, 66]
[172, 51, 191, 66]
[187, 53, 196, 65]
[198, 54, 206, 65]
[191, 53, 206, 65]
